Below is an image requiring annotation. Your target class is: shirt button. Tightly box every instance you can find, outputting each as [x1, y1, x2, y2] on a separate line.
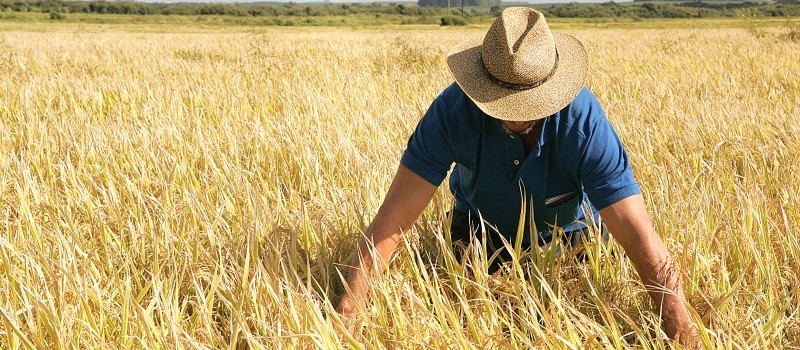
[513, 160, 520, 165]
[509, 135, 515, 139]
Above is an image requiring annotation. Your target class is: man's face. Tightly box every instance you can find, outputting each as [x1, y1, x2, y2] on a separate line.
[499, 120, 538, 135]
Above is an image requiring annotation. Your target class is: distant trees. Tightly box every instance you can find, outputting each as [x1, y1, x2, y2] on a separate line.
[418, 0, 499, 8]
[541, 1, 800, 18]
[86, 2, 154, 15]
[0, 1, 442, 17]
[0, 0, 799, 20]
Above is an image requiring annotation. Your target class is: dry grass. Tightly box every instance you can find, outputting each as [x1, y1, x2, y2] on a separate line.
[0, 21, 798, 348]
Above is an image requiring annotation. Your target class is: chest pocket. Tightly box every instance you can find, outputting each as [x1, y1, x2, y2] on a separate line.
[541, 140, 583, 229]
[543, 191, 581, 228]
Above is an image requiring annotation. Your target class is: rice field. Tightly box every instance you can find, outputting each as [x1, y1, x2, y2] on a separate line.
[0, 19, 799, 348]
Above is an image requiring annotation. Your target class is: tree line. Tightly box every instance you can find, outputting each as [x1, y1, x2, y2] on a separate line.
[545, 1, 800, 18]
[417, 0, 499, 8]
[0, 0, 442, 16]
[2, 0, 799, 19]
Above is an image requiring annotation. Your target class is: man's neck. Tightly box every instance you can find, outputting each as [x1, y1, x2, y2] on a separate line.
[520, 121, 543, 156]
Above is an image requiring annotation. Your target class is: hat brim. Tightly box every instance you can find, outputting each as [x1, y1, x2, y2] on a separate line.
[446, 32, 588, 122]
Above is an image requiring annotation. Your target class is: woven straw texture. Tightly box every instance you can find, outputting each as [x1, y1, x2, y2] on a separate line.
[447, 7, 588, 121]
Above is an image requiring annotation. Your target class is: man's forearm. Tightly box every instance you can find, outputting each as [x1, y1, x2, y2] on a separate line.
[638, 256, 696, 340]
[624, 236, 697, 340]
[335, 165, 438, 316]
[337, 228, 403, 315]
[599, 196, 699, 344]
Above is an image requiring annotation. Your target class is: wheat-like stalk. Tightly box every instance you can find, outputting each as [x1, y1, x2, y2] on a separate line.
[0, 21, 798, 349]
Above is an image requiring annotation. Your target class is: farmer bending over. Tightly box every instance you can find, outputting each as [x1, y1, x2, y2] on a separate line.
[337, 7, 700, 346]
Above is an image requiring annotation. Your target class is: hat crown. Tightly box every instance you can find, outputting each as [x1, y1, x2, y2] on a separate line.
[482, 8, 556, 86]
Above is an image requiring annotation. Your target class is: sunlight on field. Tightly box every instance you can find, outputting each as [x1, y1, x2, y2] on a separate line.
[0, 21, 798, 348]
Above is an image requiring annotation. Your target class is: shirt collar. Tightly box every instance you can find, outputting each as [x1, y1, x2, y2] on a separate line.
[488, 114, 556, 158]
[530, 115, 557, 157]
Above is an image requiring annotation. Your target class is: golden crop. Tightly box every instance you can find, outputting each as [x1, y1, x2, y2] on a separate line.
[0, 21, 798, 348]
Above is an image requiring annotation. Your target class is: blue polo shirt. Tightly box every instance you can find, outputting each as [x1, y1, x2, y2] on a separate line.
[400, 84, 640, 245]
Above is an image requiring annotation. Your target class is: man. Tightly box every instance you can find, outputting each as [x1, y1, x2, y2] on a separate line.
[336, 7, 700, 345]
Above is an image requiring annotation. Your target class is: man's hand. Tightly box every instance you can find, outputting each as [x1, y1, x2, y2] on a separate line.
[335, 293, 358, 319]
[600, 194, 701, 347]
[335, 164, 438, 321]
[335, 294, 362, 335]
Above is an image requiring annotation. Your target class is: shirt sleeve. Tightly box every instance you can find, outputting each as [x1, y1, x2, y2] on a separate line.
[575, 94, 641, 210]
[400, 96, 456, 186]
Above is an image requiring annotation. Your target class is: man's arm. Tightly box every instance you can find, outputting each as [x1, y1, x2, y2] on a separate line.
[336, 164, 438, 317]
[599, 194, 700, 346]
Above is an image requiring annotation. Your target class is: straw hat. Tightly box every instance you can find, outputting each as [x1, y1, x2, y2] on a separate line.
[447, 7, 588, 121]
